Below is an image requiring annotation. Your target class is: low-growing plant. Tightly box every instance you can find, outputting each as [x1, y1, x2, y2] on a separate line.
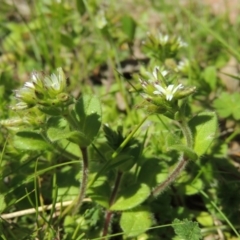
[1, 1, 240, 239]
[1, 30, 218, 239]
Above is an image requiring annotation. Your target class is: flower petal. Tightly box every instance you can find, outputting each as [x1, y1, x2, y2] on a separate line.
[153, 84, 166, 94]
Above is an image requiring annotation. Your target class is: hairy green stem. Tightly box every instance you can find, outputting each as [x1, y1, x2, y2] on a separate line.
[151, 114, 193, 197]
[151, 155, 188, 197]
[102, 171, 123, 238]
[178, 114, 193, 148]
[73, 147, 89, 214]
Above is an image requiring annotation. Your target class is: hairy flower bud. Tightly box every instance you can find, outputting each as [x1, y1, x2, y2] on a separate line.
[137, 66, 196, 117]
[12, 68, 70, 114]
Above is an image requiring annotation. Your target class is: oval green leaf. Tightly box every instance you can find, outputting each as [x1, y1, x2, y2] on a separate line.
[13, 131, 50, 151]
[189, 112, 217, 156]
[120, 206, 152, 237]
[74, 95, 102, 147]
[110, 183, 150, 211]
[87, 175, 111, 209]
[47, 117, 71, 142]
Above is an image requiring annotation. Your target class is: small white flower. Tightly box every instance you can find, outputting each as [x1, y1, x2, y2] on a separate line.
[140, 93, 151, 100]
[47, 74, 61, 91]
[152, 66, 168, 79]
[95, 10, 108, 29]
[176, 59, 189, 72]
[24, 81, 35, 89]
[153, 83, 184, 101]
[158, 33, 169, 45]
[43, 68, 66, 93]
[31, 72, 38, 82]
[177, 37, 188, 48]
[139, 78, 148, 89]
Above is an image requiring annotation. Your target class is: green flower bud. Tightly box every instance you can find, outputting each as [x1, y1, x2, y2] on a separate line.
[14, 87, 36, 105]
[11, 102, 31, 110]
[0, 118, 24, 127]
[12, 68, 70, 111]
[174, 86, 196, 100]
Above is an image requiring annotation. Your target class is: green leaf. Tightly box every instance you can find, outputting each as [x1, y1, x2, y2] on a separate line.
[38, 106, 62, 116]
[138, 159, 168, 188]
[47, 117, 71, 142]
[172, 218, 202, 240]
[66, 131, 91, 146]
[61, 33, 74, 49]
[168, 144, 198, 160]
[76, 0, 86, 16]
[87, 175, 111, 208]
[109, 154, 135, 172]
[189, 112, 217, 156]
[196, 212, 213, 227]
[203, 66, 217, 90]
[110, 183, 150, 211]
[121, 15, 136, 42]
[13, 131, 50, 151]
[185, 178, 203, 195]
[74, 95, 102, 147]
[120, 206, 152, 237]
[213, 92, 240, 120]
[47, 117, 94, 146]
[0, 194, 6, 213]
[59, 139, 81, 157]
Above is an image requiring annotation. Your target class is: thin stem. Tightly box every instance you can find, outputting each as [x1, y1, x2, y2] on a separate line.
[151, 113, 193, 197]
[73, 147, 89, 214]
[151, 155, 188, 197]
[178, 113, 193, 148]
[112, 115, 148, 158]
[88, 115, 148, 189]
[102, 171, 123, 238]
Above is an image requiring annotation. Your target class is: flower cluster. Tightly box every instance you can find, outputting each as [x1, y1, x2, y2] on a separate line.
[0, 108, 46, 130]
[142, 32, 188, 60]
[138, 66, 196, 116]
[95, 10, 108, 29]
[157, 33, 187, 49]
[175, 59, 190, 74]
[12, 68, 72, 112]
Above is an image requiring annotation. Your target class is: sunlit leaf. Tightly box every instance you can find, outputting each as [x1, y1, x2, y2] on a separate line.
[189, 112, 217, 156]
[74, 95, 102, 147]
[13, 131, 50, 151]
[110, 183, 150, 211]
[213, 92, 240, 120]
[120, 206, 152, 237]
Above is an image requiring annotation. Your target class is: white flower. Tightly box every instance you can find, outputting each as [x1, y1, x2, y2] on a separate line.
[43, 68, 66, 94]
[176, 59, 189, 72]
[24, 81, 35, 89]
[14, 86, 36, 103]
[158, 33, 169, 45]
[177, 37, 188, 48]
[95, 10, 108, 29]
[153, 83, 184, 101]
[152, 66, 168, 80]
[31, 72, 38, 82]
